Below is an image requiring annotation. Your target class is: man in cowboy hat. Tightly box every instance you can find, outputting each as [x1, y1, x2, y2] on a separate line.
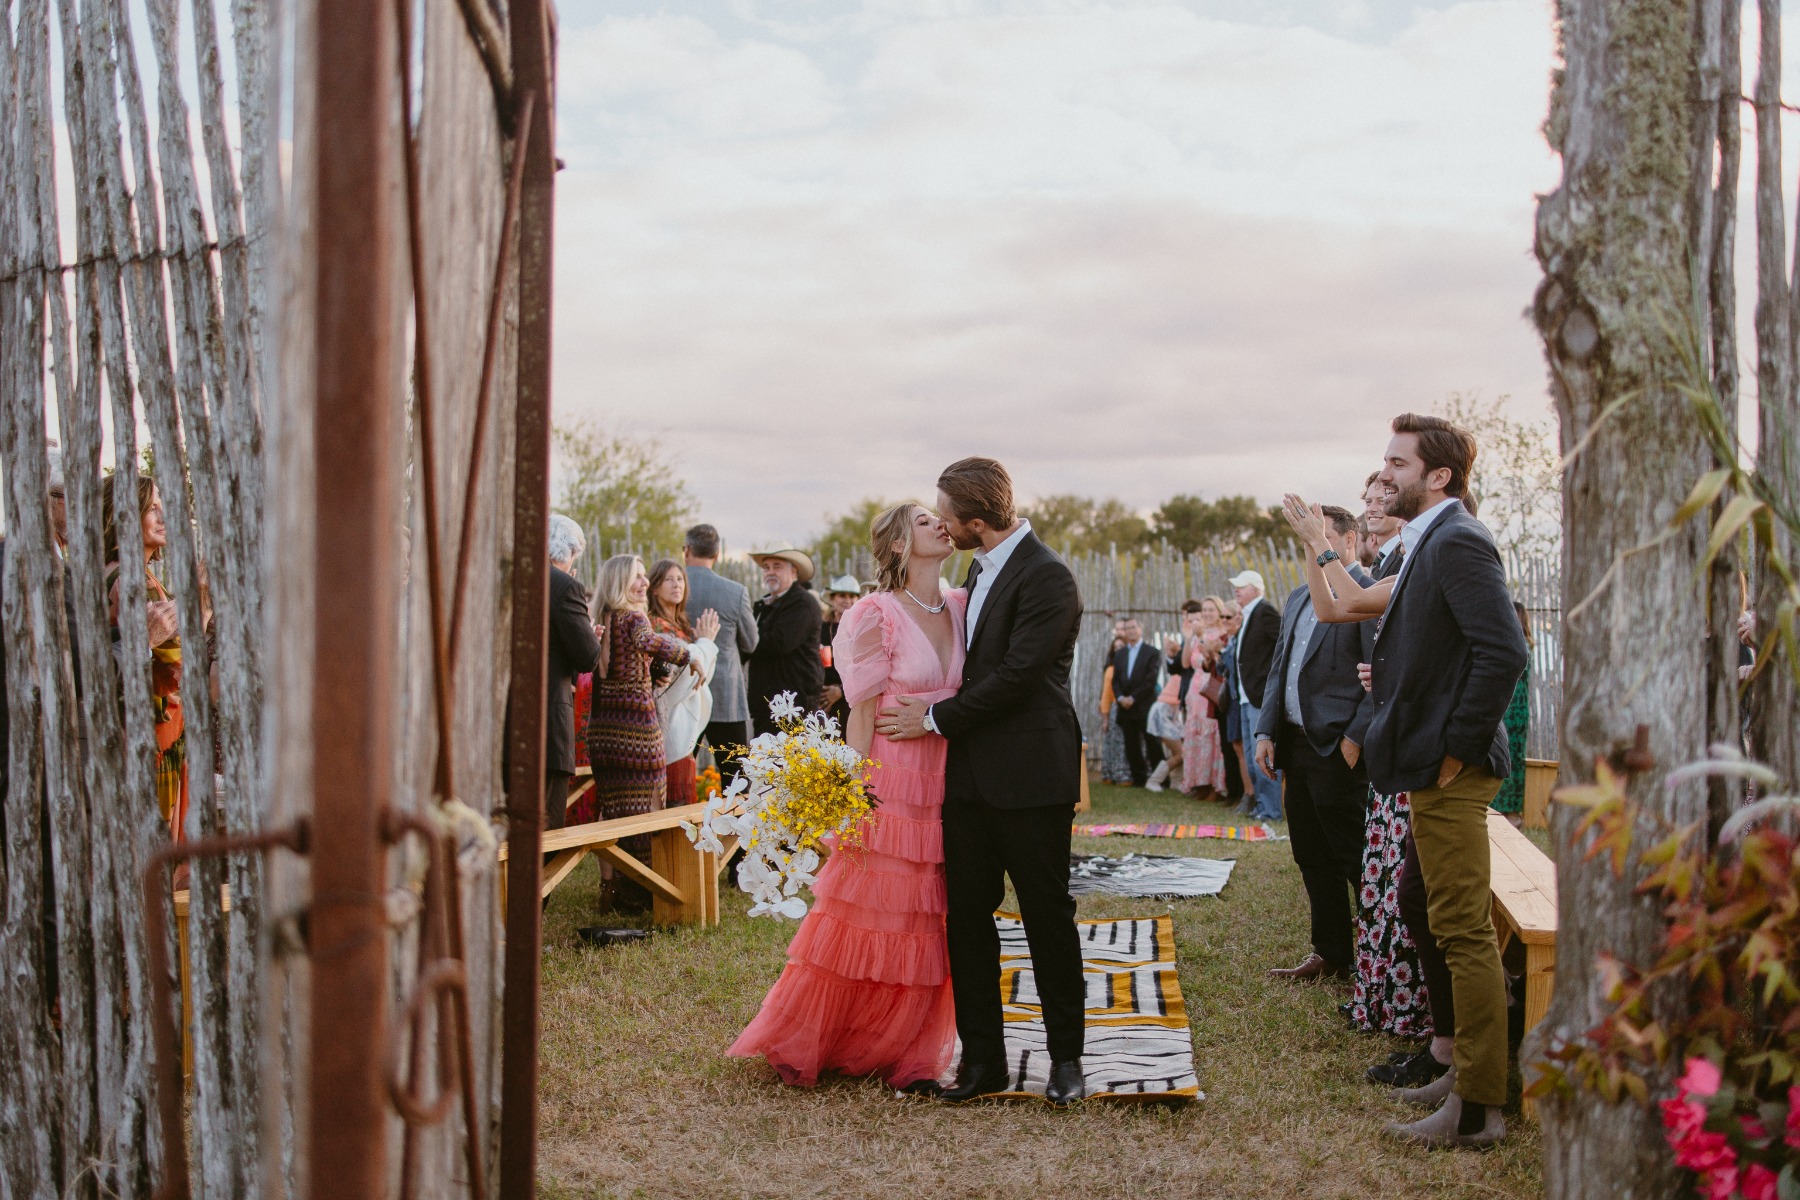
[746, 545, 824, 737]
[819, 574, 863, 728]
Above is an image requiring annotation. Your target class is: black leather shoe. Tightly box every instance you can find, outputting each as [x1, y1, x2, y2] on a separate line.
[1367, 1046, 1449, 1088]
[898, 1077, 944, 1098]
[941, 1059, 1009, 1102]
[1044, 1058, 1086, 1107]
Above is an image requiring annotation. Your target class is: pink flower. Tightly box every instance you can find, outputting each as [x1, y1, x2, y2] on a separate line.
[1661, 1097, 1707, 1139]
[1738, 1114, 1769, 1143]
[1672, 1129, 1735, 1175]
[1786, 1086, 1800, 1150]
[1702, 1165, 1739, 1200]
[1679, 1056, 1723, 1099]
[1740, 1163, 1780, 1200]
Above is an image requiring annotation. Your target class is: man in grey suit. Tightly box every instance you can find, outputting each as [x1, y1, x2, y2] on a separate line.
[683, 523, 759, 782]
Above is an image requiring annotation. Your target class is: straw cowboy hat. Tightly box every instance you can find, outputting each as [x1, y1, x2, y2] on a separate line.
[824, 574, 863, 596]
[750, 545, 816, 584]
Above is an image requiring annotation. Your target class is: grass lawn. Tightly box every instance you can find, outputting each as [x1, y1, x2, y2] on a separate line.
[536, 782, 1544, 1199]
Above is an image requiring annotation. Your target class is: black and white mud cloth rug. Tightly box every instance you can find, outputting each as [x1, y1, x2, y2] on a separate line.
[1066, 853, 1236, 899]
[952, 913, 1202, 1103]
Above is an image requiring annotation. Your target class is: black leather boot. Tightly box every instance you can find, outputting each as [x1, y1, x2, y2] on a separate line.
[1045, 1058, 1086, 1106]
[940, 1059, 1009, 1102]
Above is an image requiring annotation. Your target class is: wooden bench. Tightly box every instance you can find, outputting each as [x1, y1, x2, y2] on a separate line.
[1487, 810, 1557, 1116]
[497, 800, 735, 927]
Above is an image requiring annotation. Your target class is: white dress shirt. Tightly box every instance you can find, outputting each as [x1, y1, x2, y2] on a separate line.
[961, 518, 1033, 648]
[1392, 497, 1460, 594]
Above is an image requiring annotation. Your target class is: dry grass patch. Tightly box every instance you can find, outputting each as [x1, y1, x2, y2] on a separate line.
[537, 784, 1543, 1199]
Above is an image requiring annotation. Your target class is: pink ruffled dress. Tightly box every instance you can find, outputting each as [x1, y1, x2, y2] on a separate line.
[727, 589, 964, 1088]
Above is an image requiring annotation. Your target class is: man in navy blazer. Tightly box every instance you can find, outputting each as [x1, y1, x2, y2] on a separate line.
[1285, 414, 1527, 1149]
[1255, 505, 1374, 983]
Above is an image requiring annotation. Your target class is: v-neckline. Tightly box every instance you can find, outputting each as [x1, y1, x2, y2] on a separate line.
[891, 592, 959, 682]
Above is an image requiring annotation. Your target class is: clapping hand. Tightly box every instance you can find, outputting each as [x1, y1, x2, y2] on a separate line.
[1281, 494, 1329, 552]
[147, 600, 179, 647]
[695, 608, 721, 641]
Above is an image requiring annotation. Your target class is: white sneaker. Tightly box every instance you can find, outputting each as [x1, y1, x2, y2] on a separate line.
[1145, 762, 1169, 792]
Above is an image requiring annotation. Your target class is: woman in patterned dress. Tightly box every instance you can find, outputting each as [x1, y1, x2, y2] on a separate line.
[645, 559, 721, 808]
[1490, 601, 1533, 819]
[586, 554, 696, 911]
[104, 475, 189, 838]
[1179, 595, 1230, 798]
[1097, 639, 1132, 784]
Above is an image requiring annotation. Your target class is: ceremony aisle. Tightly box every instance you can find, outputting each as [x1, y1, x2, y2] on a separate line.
[536, 783, 1543, 1199]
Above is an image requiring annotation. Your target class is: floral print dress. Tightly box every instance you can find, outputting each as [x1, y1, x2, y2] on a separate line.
[1348, 787, 1431, 1039]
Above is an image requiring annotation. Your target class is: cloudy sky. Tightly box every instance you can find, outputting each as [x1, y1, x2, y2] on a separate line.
[550, 0, 1566, 546]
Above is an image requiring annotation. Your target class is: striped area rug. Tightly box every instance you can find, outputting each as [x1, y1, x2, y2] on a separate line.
[1073, 821, 1282, 842]
[982, 913, 1202, 1103]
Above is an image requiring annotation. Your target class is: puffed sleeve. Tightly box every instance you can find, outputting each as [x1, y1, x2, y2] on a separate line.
[834, 594, 894, 708]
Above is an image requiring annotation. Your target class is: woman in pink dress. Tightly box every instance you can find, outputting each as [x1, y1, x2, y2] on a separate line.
[1180, 594, 1231, 797]
[729, 502, 962, 1090]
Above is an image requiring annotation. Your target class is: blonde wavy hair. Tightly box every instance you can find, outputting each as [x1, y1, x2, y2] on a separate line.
[870, 502, 924, 593]
[592, 554, 644, 618]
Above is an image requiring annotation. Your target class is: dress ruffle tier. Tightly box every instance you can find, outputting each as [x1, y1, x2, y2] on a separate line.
[727, 732, 957, 1088]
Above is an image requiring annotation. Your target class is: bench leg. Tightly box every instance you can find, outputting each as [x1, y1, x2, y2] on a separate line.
[651, 827, 705, 926]
[1522, 942, 1555, 1121]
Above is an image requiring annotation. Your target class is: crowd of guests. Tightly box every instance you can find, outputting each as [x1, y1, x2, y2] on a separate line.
[543, 520, 867, 912]
[1096, 415, 1541, 1148]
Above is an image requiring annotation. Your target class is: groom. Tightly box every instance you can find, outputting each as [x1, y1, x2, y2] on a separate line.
[879, 457, 1088, 1106]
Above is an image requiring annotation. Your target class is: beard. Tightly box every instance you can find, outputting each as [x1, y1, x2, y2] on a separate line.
[1385, 476, 1430, 521]
[946, 524, 983, 552]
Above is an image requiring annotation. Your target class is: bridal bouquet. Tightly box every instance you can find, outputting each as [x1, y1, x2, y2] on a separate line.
[684, 691, 877, 919]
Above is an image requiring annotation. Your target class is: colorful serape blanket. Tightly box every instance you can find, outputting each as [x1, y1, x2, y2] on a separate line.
[974, 913, 1201, 1104]
[1073, 821, 1283, 842]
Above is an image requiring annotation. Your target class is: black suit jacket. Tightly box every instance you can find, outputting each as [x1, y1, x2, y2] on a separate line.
[1255, 584, 1375, 759]
[749, 585, 823, 718]
[1365, 508, 1528, 794]
[933, 531, 1084, 810]
[1234, 595, 1281, 707]
[1108, 639, 1161, 713]
[547, 566, 603, 775]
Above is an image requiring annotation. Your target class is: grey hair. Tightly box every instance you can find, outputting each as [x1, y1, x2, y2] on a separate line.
[547, 513, 585, 565]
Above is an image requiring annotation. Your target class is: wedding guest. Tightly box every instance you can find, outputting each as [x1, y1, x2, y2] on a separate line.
[1286, 413, 1528, 1148]
[646, 558, 721, 809]
[1256, 506, 1373, 982]
[104, 475, 188, 837]
[1109, 617, 1162, 787]
[1229, 570, 1282, 820]
[546, 515, 602, 831]
[1097, 628, 1132, 784]
[819, 574, 862, 729]
[1179, 598, 1230, 798]
[1491, 601, 1533, 821]
[587, 554, 695, 912]
[683, 524, 759, 782]
[747, 546, 823, 736]
[1216, 601, 1250, 805]
[1144, 669, 1186, 792]
[1345, 476, 1429, 1041]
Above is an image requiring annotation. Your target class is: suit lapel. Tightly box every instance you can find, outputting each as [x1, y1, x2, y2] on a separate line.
[1375, 509, 1457, 644]
[967, 532, 1040, 654]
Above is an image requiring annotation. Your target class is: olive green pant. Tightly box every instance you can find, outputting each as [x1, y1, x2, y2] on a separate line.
[1409, 765, 1507, 1107]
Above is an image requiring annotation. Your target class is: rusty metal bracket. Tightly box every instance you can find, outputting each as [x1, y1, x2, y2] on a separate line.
[1608, 724, 1656, 783]
[143, 821, 312, 1200]
[382, 808, 485, 1200]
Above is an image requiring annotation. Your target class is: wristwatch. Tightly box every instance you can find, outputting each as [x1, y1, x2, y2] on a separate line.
[1316, 549, 1340, 567]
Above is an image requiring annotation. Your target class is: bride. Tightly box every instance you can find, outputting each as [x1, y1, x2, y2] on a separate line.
[728, 502, 964, 1091]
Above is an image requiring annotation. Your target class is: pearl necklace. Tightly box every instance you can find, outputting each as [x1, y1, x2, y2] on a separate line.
[903, 587, 946, 614]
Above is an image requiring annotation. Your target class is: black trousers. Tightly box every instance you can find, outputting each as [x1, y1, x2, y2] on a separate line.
[1116, 705, 1154, 785]
[1399, 829, 1456, 1037]
[943, 794, 1086, 1064]
[1278, 724, 1368, 969]
[545, 769, 572, 832]
[703, 719, 751, 785]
